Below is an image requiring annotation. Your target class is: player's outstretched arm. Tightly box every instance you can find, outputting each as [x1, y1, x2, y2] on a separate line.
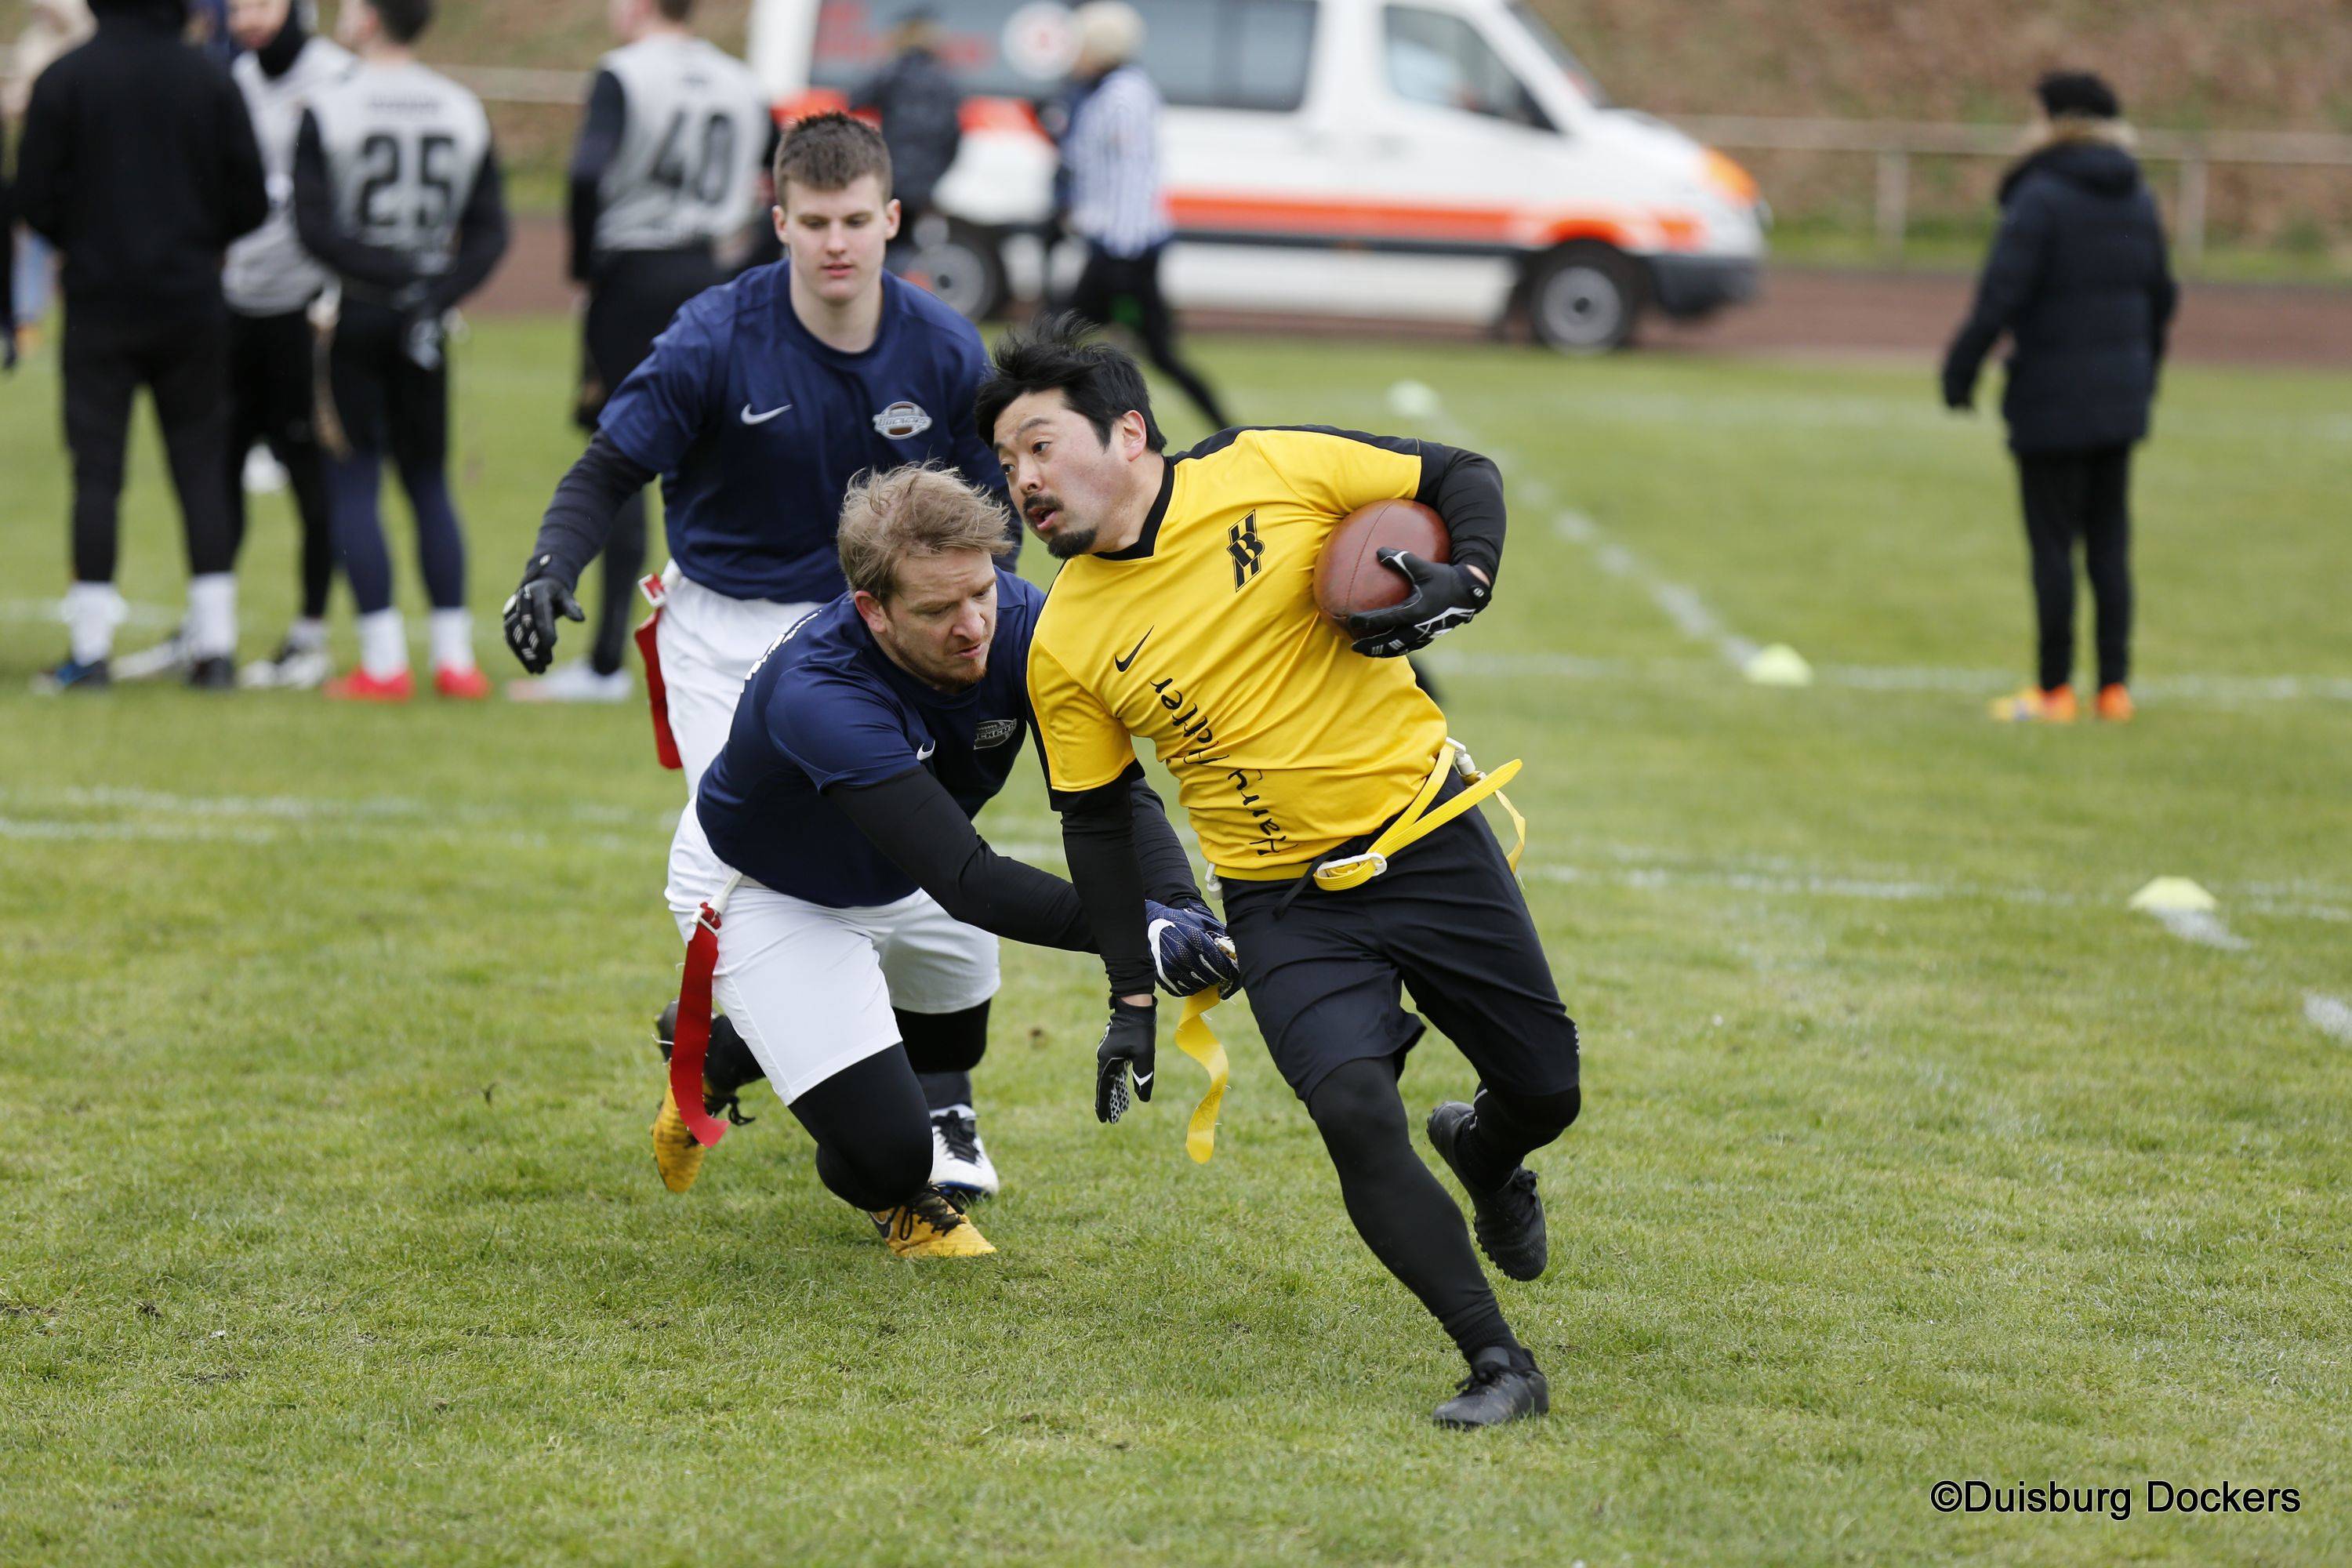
[503, 433, 655, 671]
[1058, 769, 1163, 1120]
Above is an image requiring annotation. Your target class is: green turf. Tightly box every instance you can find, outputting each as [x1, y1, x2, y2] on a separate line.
[3, 321, 2349, 1566]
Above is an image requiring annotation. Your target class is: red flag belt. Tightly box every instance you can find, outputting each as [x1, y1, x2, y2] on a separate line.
[633, 573, 683, 772]
[670, 872, 743, 1149]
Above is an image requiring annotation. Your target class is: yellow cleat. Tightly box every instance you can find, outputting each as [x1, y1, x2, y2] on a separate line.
[651, 1084, 707, 1194]
[870, 1188, 996, 1258]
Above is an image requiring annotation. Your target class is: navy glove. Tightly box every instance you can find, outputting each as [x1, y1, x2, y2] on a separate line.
[503, 560, 585, 673]
[1145, 900, 1240, 998]
[1094, 998, 1156, 1123]
[1345, 549, 1490, 657]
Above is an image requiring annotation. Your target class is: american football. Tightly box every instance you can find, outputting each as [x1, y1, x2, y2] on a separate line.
[1314, 498, 1450, 623]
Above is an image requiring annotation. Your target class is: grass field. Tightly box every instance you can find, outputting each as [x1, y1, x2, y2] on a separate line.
[4, 321, 2350, 1566]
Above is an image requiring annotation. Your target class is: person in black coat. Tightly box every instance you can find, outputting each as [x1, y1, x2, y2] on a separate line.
[849, 9, 963, 275]
[15, 0, 268, 691]
[1944, 71, 2177, 723]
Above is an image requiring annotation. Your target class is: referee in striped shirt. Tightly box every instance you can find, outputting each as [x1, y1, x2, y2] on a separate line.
[1053, 2, 1229, 430]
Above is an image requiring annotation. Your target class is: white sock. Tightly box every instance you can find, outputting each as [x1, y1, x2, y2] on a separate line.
[186, 573, 238, 659]
[429, 608, 476, 673]
[287, 617, 328, 651]
[65, 583, 126, 665]
[357, 608, 408, 679]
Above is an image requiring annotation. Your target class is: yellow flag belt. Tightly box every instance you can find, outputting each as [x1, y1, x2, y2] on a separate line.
[1174, 739, 1526, 1162]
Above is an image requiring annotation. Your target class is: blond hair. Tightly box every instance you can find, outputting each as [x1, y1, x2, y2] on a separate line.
[837, 466, 1014, 601]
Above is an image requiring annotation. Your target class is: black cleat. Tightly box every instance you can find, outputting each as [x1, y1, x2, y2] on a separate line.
[1427, 1101, 1548, 1281]
[653, 1002, 755, 1127]
[187, 655, 235, 690]
[1433, 1346, 1549, 1429]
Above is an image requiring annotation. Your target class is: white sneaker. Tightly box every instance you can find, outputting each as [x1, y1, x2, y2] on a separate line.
[240, 636, 334, 690]
[929, 1105, 1000, 1198]
[111, 626, 191, 682]
[243, 445, 289, 495]
[507, 659, 633, 703]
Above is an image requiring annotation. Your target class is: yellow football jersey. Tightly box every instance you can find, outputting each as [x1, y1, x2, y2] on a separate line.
[1027, 426, 1453, 880]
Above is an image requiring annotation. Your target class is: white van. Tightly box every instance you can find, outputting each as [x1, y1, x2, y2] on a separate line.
[750, 0, 1765, 350]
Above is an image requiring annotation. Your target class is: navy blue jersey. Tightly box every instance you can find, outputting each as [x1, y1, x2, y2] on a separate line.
[599, 263, 1004, 604]
[696, 570, 1044, 908]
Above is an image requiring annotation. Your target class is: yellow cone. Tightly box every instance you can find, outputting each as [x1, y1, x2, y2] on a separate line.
[2129, 877, 2217, 913]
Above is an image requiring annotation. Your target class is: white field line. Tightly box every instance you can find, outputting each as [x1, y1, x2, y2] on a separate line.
[1406, 387, 1767, 672]
[1419, 648, 2352, 708]
[2140, 907, 2252, 951]
[1550, 511, 1760, 667]
[11, 794, 2350, 926]
[0, 597, 180, 630]
[2304, 994, 2352, 1044]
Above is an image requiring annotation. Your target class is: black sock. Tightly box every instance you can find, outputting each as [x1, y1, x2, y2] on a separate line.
[1307, 1059, 1523, 1363]
[1456, 1083, 1581, 1193]
[916, 1070, 972, 1112]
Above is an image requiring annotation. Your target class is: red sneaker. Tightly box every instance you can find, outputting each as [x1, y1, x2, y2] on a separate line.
[324, 667, 414, 702]
[1988, 684, 2076, 723]
[434, 664, 492, 700]
[2095, 684, 2134, 722]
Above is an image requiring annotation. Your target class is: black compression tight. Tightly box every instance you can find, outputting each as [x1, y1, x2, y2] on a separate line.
[1305, 1058, 1522, 1363]
[590, 490, 647, 677]
[789, 1048, 935, 1213]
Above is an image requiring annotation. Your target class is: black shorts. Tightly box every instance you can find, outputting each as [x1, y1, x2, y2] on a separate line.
[325, 297, 448, 470]
[1220, 775, 1579, 1103]
[228, 307, 319, 451]
[579, 245, 724, 428]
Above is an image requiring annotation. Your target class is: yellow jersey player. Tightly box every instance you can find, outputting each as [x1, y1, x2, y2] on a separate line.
[982, 317, 1582, 1429]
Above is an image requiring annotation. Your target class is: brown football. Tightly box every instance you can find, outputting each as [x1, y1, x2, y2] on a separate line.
[1315, 499, 1450, 624]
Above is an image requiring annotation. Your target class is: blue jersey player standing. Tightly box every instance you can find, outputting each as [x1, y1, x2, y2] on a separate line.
[502, 113, 1013, 1187]
[652, 466, 1235, 1250]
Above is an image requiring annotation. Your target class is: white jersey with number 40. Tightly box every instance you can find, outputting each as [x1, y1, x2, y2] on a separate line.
[596, 35, 769, 255]
[306, 59, 494, 272]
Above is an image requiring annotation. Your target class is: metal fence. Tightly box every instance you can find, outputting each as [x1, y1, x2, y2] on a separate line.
[1668, 115, 2352, 267]
[440, 65, 2352, 268]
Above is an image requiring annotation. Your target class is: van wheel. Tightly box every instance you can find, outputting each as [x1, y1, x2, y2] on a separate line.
[1524, 242, 1646, 353]
[908, 217, 1009, 321]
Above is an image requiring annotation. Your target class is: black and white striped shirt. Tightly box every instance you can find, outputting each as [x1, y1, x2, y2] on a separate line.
[1065, 65, 1171, 260]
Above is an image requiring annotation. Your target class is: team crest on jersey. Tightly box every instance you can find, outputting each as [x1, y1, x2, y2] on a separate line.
[973, 718, 1018, 748]
[873, 401, 934, 439]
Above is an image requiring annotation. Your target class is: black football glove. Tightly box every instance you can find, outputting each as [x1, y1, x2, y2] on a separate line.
[1145, 900, 1241, 998]
[503, 560, 584, 673]
[1345, 549, 1490, 657]
[1094, 998, 1157, 1124]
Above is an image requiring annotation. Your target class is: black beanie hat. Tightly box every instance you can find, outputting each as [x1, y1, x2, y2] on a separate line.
[2037, 71, 2122, 120]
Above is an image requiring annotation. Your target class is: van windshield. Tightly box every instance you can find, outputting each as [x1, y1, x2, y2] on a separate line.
[811, 0, 1318, 114]
[1504, 1, 1609, 107]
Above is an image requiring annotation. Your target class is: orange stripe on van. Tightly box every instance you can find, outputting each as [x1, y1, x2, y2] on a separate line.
[1166, 191, 1704, 252]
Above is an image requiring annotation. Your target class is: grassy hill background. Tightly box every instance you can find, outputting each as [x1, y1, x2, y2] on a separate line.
[7, 0, 2348, 267]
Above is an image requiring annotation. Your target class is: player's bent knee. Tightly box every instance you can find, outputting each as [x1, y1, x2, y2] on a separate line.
[896, 1000, 990, 1074]
[815, 1122, 933, 1212]
[1305, 1058, 1414, 1165]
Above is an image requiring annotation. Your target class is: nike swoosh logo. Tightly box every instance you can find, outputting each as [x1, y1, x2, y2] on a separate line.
[916, 741, 936, 761]
[740, 403, 791, 425]
[1112, 627, 1154, 673]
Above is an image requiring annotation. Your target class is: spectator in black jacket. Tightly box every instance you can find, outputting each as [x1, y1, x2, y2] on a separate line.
[850, 9, 961, 276]
[1944, 71, 2177, 724]
[16, 0, 267, 692]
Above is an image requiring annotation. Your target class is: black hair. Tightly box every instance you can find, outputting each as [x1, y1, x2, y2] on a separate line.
[372, 0, 434, 44]
[2036, 70, 2120, 121]
[975, 313, 1164, 454]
